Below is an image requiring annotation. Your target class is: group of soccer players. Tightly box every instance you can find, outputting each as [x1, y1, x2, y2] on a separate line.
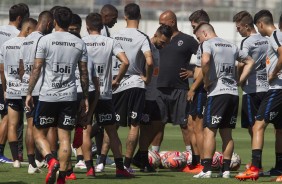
[0, 2, 282, 184]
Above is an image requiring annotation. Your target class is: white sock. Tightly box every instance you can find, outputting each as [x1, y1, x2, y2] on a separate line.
[186, 145, 192, 153]
[151, 146, 160, 152]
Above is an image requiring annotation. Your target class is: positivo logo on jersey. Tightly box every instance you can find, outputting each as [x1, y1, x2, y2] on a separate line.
[8, 65, 19, 75]
[53, 63, 72, 75]
[63, 115, 75, 126]
[39, 116, 54, 125]
[99, 114, 112, 122]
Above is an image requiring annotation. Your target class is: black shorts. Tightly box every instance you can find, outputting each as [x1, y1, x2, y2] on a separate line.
[0, 85, 7, 115]
[189, 85, 207, 118]
[241, 92, 267, 128]
[256, 89, 282, 129]
[156, 88, 189, 125]
[203, 94, 239, 129]
[22, 96, 39, 119]
[113, 88, 145, 127]
[34, 101, 76, 130]
[141, 100, 161, 124]
[76, 91, 96, 127]
[95, 99, 116, 126]
[7, 99, 23, 112]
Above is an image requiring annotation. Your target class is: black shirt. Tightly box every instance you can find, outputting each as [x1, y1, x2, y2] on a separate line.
[157, 32, 198, 89]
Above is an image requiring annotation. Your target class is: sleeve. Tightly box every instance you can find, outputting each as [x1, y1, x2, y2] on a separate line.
[80, 42, 88, 63]
[190, 37, 199, 55]
[202, 41, 212, 55]
[35, 37, 46, 59]
[141, 36, 151, 53]
[240, 38, 250, 57]
[112, 39, 124, 56]
[195, 45, 202, 67]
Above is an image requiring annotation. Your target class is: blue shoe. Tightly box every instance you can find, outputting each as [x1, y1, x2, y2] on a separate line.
[0, 155, 13, 163]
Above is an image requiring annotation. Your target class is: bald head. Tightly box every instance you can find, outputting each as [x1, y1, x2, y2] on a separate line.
[100, 4, 118, 28]
[101, 4, 118, 15]
[159, 10, 177, 30]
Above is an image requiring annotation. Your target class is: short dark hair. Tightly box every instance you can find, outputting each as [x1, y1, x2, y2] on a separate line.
[22, 17, 38, 27]
[70, 14, 82, 28]
[38, 11, 53, 21]
[189, 9, 210, 23]
[50, 6, 61, 15]
[101, 4, 118, 14]
[86, 13, 103, 32]
[9, 3, 30, 21]
[233, 11, 254, 28]
[254, 10, 273, 25]
[124, 3, 140, 20]
[53, 7, 72, 29]
[156, 25, 173, 38]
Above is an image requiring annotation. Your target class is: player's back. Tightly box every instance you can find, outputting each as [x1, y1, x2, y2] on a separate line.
[0, 25, 19, 46]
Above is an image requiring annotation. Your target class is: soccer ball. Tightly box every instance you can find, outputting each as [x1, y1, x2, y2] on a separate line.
[212, 151, 223, 171]
[159, 151, 169, 158]
[182, 151, 192, 165]
[230, 152, 241, 171]
[160, 151, 186, 169]
[148, 150, 161, 168]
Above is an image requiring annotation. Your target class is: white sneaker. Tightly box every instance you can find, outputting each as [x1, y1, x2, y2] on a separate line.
[13, 160, 21, 168]
[35, 160, 48, 168]
[75, 160, 87, 169]
[124, 166, 135, 173]
[71, 144, 77, 157]
[193, 171, 212, 178]
[95, 163, 105, 172]
[28, 164, 42, 174]
[218, 171, 230, 178]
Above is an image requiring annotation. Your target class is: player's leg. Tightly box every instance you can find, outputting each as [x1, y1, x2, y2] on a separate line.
[47, 127, 58, 158]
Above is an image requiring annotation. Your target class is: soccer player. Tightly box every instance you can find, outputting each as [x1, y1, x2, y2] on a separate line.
[156, 10, 198, 158]
[112, 3, 153, 172]
[233, 11, 269, 172]
[25, 7, 89, 184]
[0, 3, 29, 163]
[100, 4, 118, 37]
[83, 12, 133, 177]
[19, 11, 53, 174]
[235, 10, 282, 181]
[192, 23, 254, 178]
[0, 18, 37, 168]
[182, 9, 210, 174]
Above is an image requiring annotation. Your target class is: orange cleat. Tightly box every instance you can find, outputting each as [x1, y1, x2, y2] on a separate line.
[45, 158, 60, 184]
[181, 164, 203, 174]
[116, 169, 134, 178]
[86, 167, 96, 177]
[65, 172, 77, 180]
[235, 166, 259, 181]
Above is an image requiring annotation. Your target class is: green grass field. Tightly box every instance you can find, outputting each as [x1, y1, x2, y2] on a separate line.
[0, 124, 279, 184]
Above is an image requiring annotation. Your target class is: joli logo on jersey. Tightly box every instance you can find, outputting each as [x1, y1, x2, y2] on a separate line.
[53, 64, 71, 74]
[8, 65, 19, 75]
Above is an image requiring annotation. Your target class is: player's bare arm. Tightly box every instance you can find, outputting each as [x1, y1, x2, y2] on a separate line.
[78, 61, 89, 113]
[269, 46, 282, 82]
[238, 56, 254, 86]
[236, 62, 245, 82]
[201, 52, 211, 89]
[187, 67, 203, 101]
[113, 52, 129, 89]
[141, 50, 153, 84]
[19, 59, 24, 80]
[179, 68, 193, 80]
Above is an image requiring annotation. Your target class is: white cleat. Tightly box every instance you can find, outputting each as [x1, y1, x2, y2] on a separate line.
[13, 160, 21, 168]
[95, 163, 105, 173]
[75, 160, 87, 169]
[28, 164, 42, 174]
[193, 171, 212, 178]
[35, 160, 48, 168]
[218, 171, 230, 178]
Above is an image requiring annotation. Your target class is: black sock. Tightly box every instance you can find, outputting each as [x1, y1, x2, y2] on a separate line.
[0, 144, 5, 156]
[192, 155, 200, 165]
[77, 155, 84, 163]
[9, 141, 18, 160]
[58, 171, 67, 179]
[133, 149, 141, 161]
[140, 151, 149, 168]
[35, 148, 43, 161]
[252, 149, 262, 168]
[98, 154, 107, 165]
[51, 151, 57, 159]
[115, 158, 124, 170]
[124, 157, 132, 168]
[275, 153, 282, 170]
[66, 168, 73, 176]
[85, 160, 93, 171]
[201, 158, 212, 172]
[45, 153, 54, 164]
[222, 159, 231, 172]
[27, 154, 37, 168]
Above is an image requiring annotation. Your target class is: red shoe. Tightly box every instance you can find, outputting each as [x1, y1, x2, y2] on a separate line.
[73, 126, 83, 148]
[181, 164, 203, 174]
[45, 158, 60, 184]
[116, 168, 134, 178]
[235, 166, 259, 181]
[56, 177, 65, 184]
[86, 167, 95, 177]
[65, 172, 77, 180]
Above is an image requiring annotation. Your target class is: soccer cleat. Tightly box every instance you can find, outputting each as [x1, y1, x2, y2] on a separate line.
[140, 164, 156, 172]
[124, 166, 135, 173]
[217, 171, 230, 178]
[262, 167, 282, 176]
[18, 153, 24, 162]
[116, 168, 134, 178]
[45, 158, 60, 184]
[193, 171, 212, 178]
[235, 166, 259, 181]
[36, 160, 48, 168]
[65, 172, 77, 180]
[75, 160, 87, 169]
[95, 163, 105, 173]
[0, 155, 13, 163]
[28, 164, 42, 174]
[13, 160, 21, 168]
[56, 177, 65, 184]
[86, 167, 95, 177]
[181, 164, 203, 174]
